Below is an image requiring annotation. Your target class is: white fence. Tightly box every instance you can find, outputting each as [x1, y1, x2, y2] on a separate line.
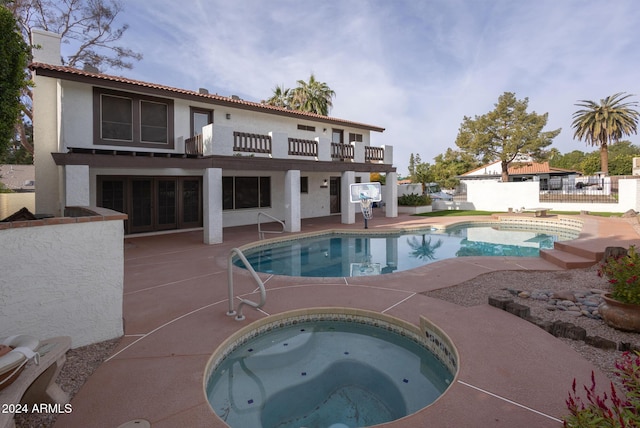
[436, 179, 640, 213]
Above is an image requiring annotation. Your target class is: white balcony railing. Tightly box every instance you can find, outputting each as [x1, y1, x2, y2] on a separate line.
[183, 124, 391, 165]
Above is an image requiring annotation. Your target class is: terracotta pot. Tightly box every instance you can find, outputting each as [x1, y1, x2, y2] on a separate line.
[599, 293, 640, 333]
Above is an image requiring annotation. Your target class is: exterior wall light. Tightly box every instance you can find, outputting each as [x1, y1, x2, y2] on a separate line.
[226, 113, 231, 120]
[321, 179, 328, 188]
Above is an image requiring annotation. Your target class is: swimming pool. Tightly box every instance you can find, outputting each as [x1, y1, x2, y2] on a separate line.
[204, 310, 457, 428]
[236, 222, 580, 277]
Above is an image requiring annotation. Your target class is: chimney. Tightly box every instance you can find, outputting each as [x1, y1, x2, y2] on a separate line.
[30, 29, 62, 66]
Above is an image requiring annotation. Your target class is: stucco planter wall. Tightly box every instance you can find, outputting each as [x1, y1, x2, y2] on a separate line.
[0, 208, 125, 348]
[397, 205, 432, 214]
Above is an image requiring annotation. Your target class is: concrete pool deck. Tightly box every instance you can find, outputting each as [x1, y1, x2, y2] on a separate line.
[54, 213, 640, 427]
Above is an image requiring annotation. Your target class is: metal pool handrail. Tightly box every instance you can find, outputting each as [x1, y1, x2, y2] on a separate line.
[227, 247, 266, 321]
[257, 212, 285, 240]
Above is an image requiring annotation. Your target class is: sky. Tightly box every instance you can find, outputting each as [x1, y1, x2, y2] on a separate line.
[81, 0, 640, 176]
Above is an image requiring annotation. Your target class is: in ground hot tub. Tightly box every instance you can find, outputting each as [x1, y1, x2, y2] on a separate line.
[204, 309, 458, 427]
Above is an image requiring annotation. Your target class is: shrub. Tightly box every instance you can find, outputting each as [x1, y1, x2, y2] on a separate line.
[564, 351, 640, 427]
[398, 193, 431, 206]
[598, 245, 640, 305]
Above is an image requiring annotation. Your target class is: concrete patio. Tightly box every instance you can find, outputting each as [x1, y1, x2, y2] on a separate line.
[53, 213, 640, 427]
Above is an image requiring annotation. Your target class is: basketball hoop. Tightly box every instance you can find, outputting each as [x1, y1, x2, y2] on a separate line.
[360, 196, 373, 220]
[350, 182, 382, 229]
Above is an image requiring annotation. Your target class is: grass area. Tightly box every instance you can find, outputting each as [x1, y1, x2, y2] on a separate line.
[417, 210, 623, 218]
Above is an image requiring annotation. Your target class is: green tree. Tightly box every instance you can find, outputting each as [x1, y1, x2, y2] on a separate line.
[455, 92, 561, 181]
[263, 84, 291, 108]
[549, 149, 587, 172]
[6, 0, 142, 159]
[414, 161, 433, 194]
[606, 141, 640, 176]
[572, 92, 640, 175]
[0, 5, 29, 159]
[408, 153, 417, 179]
[432, 148, 481, 189]
[580, 153, 601, 175]
[292, 74, 335, 116]
[263, 74, 335, 116]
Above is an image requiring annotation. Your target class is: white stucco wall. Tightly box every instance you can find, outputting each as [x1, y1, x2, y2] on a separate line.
[0, 220, 124, 348]
[463, 179, 640, 213]
[56, 79, 382, 158]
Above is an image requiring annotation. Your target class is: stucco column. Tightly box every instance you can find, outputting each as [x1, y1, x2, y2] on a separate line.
[65, 165, 91, 207]
[341, 170, 355, 225]
[284, 169, 301, 232]
[384, 172, 398, 217]
[203, 168, 223, 244]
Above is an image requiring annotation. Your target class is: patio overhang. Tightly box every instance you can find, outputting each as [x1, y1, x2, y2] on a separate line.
[51, 151, 396, 173]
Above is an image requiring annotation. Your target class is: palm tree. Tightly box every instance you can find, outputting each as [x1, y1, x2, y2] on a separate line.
[292, 74, 336, 116]
[572, 93, 640, 174]
[407, 235, 443, 260]
[263, 85, 292, 109]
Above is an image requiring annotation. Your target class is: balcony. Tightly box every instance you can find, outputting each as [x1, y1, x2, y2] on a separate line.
[331, 142, 354, 161]
[185, 134, 203, 157]
[181, 124, 391, 165]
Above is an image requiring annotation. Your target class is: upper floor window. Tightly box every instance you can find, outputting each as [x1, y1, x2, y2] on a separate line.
[349, 133, 363, 143]
[93, 88, 174, 149]
[297, 124, 315, 132]
[332, 129, 344, 144]
[191, 107, 213, 137]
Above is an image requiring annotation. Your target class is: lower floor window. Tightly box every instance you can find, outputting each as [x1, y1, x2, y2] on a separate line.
[222, 176, 271, 210]
[98, 176, 202, 233]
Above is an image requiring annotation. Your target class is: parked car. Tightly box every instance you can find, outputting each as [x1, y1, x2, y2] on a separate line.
[424, 183, 453, 201]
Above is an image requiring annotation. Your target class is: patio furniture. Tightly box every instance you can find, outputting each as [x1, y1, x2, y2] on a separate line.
[0, 336, 71, 428]
[524, 207, 552, 217]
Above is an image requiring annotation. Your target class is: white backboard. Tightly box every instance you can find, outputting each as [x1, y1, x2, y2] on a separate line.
[349, 182, 382, 203]
[350, 263, 382, 277]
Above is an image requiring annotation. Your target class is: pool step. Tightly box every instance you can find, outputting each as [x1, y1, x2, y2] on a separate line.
[540, 240, 605, 269]
[554, 240, 605, 262]
[539, 249, 596, 269]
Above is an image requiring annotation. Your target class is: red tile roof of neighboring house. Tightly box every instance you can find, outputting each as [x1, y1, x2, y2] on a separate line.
[463, 161, 577, 177]
[30, 62, 386, 133]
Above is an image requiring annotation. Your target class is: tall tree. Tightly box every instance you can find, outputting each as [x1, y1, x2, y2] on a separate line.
[408, 153, 416, 179]
[432, 148, 481, 189]
[293, 74, 335, 116]
[263, 84, 291, 109]
[263, 74, 335, 116]
[0, 5, 29, 159]
[5, 0, 141, 159]
[455, 92, 561, 181]
[572, 92, 640, 175]
[414, 160, 433, 194]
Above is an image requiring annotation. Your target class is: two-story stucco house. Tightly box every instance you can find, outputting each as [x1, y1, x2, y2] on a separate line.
[30, 30, 398, 243]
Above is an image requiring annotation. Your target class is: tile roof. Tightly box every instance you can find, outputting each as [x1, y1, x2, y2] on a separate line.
[30, 62, 385, 132]
[463, 161, 578, 177]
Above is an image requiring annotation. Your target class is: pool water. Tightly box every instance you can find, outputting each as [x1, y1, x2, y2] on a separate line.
[236, 223, 579, 277]
[206, 319, 453, 428]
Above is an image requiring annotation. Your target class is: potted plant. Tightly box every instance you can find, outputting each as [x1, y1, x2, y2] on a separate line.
[597, 245, 640, 332]
[397, 193, 432, 214]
